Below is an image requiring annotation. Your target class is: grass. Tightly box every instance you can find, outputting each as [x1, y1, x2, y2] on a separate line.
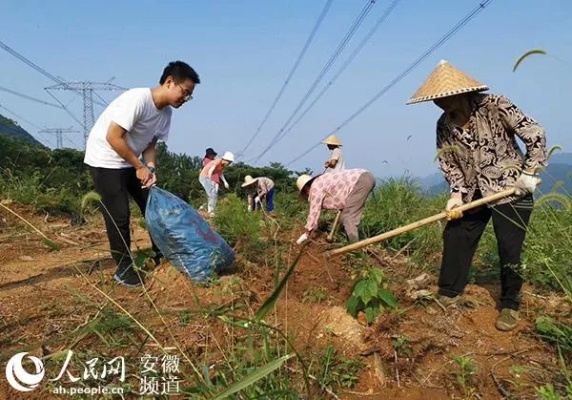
[2, 166, 572, 398]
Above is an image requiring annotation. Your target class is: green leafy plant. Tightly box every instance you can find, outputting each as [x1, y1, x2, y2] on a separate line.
[451, 355, 478, 397]
[535, 384, 561, 400]
[317, 345, 365, 390]
[391, 335, 413, 358]
[346, 266, 397, 323]
[535, 316, 572, 355]
[302, 287, 330, 304]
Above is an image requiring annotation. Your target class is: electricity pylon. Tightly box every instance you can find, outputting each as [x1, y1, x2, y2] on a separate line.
[38, 127, 80, 149]
[45, 82, 125, 148]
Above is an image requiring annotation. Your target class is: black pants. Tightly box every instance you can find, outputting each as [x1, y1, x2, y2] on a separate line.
[438, 194, 533, 310]
[89, 167, 159, 269]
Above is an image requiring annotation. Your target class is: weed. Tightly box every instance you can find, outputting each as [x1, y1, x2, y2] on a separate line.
[317, 345, 365, 390]
[346, 266, 397, 323]
[535, 316, 572, 355]
[391, 335, 413, 358]
[302, 287, 330, 304]
[451, 355, 478, 397]
[535, 384, 561, 400]
[213, 194, 266, 260]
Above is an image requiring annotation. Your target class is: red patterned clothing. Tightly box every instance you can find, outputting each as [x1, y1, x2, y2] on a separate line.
[305, 169, 367, 231]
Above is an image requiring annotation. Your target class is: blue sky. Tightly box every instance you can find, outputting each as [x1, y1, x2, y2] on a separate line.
[1, 0, 571, 179]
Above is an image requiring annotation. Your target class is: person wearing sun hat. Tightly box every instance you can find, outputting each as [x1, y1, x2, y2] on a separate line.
[322, 134, 345, 172]
[242, 175, 275, 212]
[295, 168, 375, 245]
[199, 151, 234, 216]
[203, 147, 217, 166]
[407, 60, 547, 331]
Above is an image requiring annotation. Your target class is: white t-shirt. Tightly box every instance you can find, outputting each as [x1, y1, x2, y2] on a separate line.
[327, 147, 345, 172]
[84, 88, 172, 168]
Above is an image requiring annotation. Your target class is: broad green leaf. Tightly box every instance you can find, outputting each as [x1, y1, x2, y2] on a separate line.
[345, 296, 359, 317]
[364, 307, 377, 323]
[134, 252, 147, 268]
[211, 354, 294, 400]
[377, 289, 397, 309]
[355, 281, 372, 304]
[366, 280, 378, 301]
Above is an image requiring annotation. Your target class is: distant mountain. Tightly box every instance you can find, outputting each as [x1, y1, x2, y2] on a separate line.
[417, 152, 572, 196]
[0, 113, 41, 146]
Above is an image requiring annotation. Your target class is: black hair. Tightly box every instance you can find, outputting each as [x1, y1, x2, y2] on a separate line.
[159, 61, 201, 85]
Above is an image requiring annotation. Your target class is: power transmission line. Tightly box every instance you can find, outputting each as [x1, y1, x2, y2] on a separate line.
[0, 104, 53, 147]
[277, 0, 401, 144]
[0, 85, 63, 108]
[251, 0, 376, 164]
[0, 40, 107, 107]
[45, 82, 125, 147]
[286, 0, 496, 167]
[237, 0, 334, 159]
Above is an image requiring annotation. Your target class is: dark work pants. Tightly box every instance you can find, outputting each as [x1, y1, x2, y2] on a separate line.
[438, 194, 533, 310]
[89, 167, 159, 270]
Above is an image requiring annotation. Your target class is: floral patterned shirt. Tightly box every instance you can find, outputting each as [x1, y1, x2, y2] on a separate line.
[305, 169, 367, 231]
[437, 94, 547, 204]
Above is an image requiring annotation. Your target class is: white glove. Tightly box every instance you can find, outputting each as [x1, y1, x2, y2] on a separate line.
[224, 182, 230, 190]
[514, 171, 540, 196]
[254, 196, 261, 204]
[445, 197, 463, 211]
[296, 233, 308, 245]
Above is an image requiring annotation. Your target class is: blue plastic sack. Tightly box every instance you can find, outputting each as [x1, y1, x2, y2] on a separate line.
[145, 187, 235, 282]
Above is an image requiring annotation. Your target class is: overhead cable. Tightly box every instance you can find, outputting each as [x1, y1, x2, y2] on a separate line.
[285, 0, 495, 167]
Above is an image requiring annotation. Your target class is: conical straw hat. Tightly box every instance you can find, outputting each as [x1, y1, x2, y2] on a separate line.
[296, 174, 318, 193]
[241, 175, 258, 187]
[321, 134, 342, 146]
[406, 60, 489, 105]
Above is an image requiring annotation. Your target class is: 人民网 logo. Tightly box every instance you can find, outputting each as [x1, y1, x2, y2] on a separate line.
[5, 352, 45, 392]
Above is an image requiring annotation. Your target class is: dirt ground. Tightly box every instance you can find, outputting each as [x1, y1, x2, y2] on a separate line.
[0, 203, 570, 399]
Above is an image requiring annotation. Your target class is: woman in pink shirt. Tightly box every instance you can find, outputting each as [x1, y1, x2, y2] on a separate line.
[199, 151, 234, 216]
[203, 147, 217, 167]
[295, 168, 375, 244]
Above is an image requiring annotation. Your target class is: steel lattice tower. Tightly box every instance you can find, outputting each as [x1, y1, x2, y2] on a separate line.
[37, 127, 80, 149]
[45, 82, 125, 148]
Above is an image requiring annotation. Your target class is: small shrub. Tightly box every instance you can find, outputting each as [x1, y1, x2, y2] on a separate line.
[346, 266, 397, 323]
[451, 355, 478, 397]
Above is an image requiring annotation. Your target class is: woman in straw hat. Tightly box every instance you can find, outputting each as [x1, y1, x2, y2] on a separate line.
[295, 168, 375, 245]
[407, 60, 547, 331]
[241, 175, 275, 212]
[199, 151, 234, 216]
[322, 134, 345, 172]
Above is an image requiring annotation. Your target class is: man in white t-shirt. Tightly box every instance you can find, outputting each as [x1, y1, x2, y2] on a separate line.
[84, 61, 200, 287]
[322, 134, 345, 172]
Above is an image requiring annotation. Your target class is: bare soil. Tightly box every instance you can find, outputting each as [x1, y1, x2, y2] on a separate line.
[0, 203, 570, 399]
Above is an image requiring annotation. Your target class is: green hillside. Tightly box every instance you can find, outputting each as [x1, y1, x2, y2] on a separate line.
[0, 113, 42, 146]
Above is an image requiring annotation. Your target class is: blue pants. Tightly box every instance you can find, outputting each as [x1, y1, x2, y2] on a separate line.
[255, 188, 275, 212]
[265, 188, 275, 212]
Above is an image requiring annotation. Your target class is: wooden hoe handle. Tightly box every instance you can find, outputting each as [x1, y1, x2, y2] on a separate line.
[328, 189, 516, 257]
